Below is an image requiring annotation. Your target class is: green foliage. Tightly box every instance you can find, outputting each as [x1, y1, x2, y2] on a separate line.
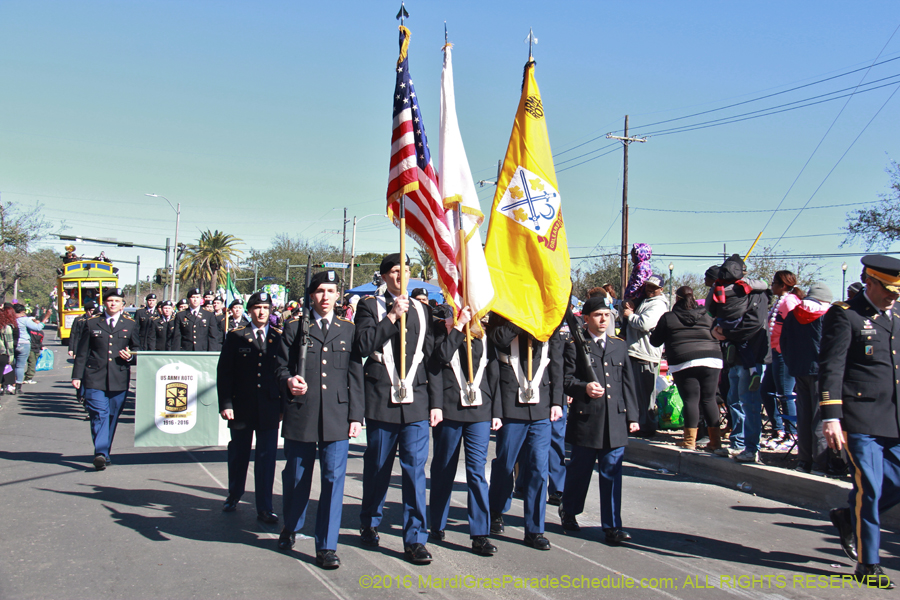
[178, 230, 244, 291]
[412, 246, 435, 281]
[844, 160, 900, 249]
[0, 202, 55, 302]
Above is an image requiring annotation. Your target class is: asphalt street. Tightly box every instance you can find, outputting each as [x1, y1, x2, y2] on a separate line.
[0, 336, 896, 600]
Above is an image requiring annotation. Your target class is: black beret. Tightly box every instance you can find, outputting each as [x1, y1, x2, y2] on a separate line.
[410, 287, 428, 298]
[187, 288, 202, 298]
[83, 300, 97, 310]
[146, 293, 157, 300]
[247, 292, 272, 308]
[177, 298, 188, 307]
[379, 253, 410, 274]
[103, 288, 125, 300]
[582, 296, 613, 315]
[228, 299, 243, 308]
[205, 290, 215, 296]
[160, 300, 174, 307]
[308, 270, 339, 296]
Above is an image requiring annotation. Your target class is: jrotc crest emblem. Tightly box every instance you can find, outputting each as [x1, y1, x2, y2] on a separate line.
[496, 165, 563, 250]
[165, 382, 188, 413]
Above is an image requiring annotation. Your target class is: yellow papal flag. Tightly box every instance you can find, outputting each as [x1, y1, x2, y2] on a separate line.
[484, 59, 571, 342]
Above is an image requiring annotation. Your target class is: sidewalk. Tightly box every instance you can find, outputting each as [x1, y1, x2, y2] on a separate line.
[624, 433, 900, 529]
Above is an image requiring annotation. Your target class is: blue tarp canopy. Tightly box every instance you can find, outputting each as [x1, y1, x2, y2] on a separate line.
[346, 279, 444, 303]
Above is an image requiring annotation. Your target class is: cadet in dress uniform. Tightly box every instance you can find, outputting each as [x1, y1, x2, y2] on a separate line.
[173, 288, 223, 351]
[355, 253, 442, 565]
[487, 313, 564, 550]
[217, 292, 284, 524]
[71, 288, 140, 471]
[228, 299, 249, 332]
[134, 293, 159, 350]
[277, 271, 364, 569]
[558, 296, 639, 545]
[428, 307, 500, 556]
[820, 255, 900, 589]
[67, 301, 97, 358]
[147, 300, 176, 351]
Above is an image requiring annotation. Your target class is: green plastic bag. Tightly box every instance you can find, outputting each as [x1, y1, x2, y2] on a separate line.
[657, 385, 684, 429]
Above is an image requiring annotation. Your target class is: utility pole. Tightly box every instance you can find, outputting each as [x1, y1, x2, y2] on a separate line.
[341, 207, 348, 296]
[135, 255, 140, 305]
[349, 216, 358, 290]
[607, 116, 647, 295]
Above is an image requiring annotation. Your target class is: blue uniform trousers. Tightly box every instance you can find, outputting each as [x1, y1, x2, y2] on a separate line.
[845, 434, 900, 564]
[548, 403, 567, 496]
[488, 418, 550, 534]
[562, 445, 625, 530]
[429, 419, 490, 537]
[227, 427, 278, 514]
[84, 388, 127, 460]
[359, 419, 429, 547]
[282, 438, 349, 552]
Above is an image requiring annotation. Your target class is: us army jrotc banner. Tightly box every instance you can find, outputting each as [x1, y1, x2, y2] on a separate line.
[484, 59, 571, 342]
[133, 352, 221, 447]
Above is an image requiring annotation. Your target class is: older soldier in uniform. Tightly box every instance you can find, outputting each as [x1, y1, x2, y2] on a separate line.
[134, 293, 159, 350]
[277, 271, 363, 569]
[355, 253, 441, 564]
[559, 296, 639, 544]
[71, 288, 140, 470]
[429, 307, 500, 555]
[487, 313, 564, 550]
[174, 288, 223, 351]
[217, 292, 284, 524]
[820, 255, 900, 589]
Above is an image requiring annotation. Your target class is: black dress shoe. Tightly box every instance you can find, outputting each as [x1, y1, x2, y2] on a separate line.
[490, 514, 504, 534]
[360, 526, 380, 547]
[524, 532, 551, 550]
[512, 488, 525, 500]
[316, 550, 341, 569]
[559, 507, 581, 532]
[472, 536, 498, 555]
[547, 492, 562, 506]
[93, 455, 107, 471]
[222, 496, 239, 512]
[604, 528, 632, 545]
[853, 563, 894, 589]
[429, 529, 445, 542]
[794, 461, 812, 474]
[257, 511, 279, 524]
[404, 543, 433, 564]
[278, 529, 295, 551]
[829, 508, 858, 562]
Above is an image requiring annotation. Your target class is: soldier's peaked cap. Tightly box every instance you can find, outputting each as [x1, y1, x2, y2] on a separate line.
[862, 255, 900, 293]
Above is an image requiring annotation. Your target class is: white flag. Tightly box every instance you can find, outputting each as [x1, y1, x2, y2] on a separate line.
[439, 42, 495, 337]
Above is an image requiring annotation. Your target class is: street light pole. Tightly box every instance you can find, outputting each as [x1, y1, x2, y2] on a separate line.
[147, 194, 180, 303]
[668, 262, 674, 306]
[842, 262, 848, 301]
[349, 213, 387, 290]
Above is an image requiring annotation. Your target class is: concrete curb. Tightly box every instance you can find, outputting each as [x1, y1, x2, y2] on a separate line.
[624, 438, 900, 530]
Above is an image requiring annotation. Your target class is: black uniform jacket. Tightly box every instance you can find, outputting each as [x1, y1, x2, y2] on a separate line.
[67, 314, 90, 353]
[354, 294, 441, 424]
[146, 316, 176, 351]
[564, 330, 638, 449]
[173, 309, 223, 351]
[818, 292, 900, 438]
[134, 307, 157, 350]
[433, 325, 499, 423]
[216, 325, 285, 431]
[278, 314, 364, 443]
[487, 315, 564, 422]
[72, 314, 141, 392]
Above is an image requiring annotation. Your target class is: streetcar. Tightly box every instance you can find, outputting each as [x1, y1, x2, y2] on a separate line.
[57, 258, 119, 342]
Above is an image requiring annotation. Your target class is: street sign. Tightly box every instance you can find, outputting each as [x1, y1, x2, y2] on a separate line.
[323, 262, 349, 269]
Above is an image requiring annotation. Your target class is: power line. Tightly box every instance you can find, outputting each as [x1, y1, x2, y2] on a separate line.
[632, 201, 877, 214]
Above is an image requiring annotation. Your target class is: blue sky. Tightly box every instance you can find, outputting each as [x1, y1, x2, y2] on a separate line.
[2, 1, 899, 296]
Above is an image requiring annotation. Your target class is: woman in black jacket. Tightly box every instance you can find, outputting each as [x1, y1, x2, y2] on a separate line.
[649, 287, 723, 451]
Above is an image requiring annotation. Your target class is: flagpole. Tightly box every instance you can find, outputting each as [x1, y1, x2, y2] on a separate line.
[399, 200, 407, 383]
[457, 207, 474, 384]
[525, 27, 537, 385]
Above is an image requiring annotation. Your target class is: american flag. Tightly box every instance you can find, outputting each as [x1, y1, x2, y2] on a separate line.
[387, 26, 459, 305]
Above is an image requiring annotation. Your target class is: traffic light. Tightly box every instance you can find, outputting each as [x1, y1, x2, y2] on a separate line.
[154, 268, 170, 286]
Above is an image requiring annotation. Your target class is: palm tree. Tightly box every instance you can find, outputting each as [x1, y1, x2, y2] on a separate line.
[178, 230, 243, 291]
[413, 247, 436, 281]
